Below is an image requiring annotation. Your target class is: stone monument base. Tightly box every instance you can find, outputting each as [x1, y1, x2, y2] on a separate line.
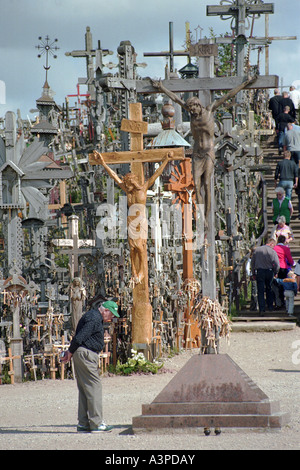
[132, 354, 290, 432]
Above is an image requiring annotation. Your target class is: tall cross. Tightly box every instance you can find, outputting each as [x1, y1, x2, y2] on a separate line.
[65, 26, 113, 97]
[165, 158, 201, 349]
[207, 0, 274, 77]
[144, 22, 189, 73]
[89, 103, 185, 349]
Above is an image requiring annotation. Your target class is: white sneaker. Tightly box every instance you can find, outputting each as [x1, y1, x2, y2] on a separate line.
[90, 424, 113, 433]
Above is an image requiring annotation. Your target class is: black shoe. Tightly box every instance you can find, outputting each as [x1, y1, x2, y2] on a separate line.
[259, 311, 265, 317]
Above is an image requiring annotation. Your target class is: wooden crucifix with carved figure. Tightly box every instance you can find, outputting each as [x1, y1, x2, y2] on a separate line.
[89, 102, 185, 348]
[151, 75, 257, 226]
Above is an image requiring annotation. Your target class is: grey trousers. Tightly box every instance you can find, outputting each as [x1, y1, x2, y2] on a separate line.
[72, 347, 103, 429]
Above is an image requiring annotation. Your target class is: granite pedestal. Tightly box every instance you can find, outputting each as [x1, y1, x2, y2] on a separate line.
[132, 354, 290, 432]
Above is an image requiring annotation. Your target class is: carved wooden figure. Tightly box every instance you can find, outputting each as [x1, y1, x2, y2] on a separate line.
[89, 102, 185, 347]
[151, 76, 257, 225]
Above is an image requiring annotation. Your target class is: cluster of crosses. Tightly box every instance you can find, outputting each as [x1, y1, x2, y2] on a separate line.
[0, 0, 291, 382]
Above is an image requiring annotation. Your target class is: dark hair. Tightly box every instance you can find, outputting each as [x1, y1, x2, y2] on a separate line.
[278, 235, 286, 244]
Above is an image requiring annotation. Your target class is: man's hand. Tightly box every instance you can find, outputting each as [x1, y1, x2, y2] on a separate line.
[60, 350, 73, 363]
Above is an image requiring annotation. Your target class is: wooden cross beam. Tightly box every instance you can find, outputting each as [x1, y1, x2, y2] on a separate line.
[89, 102, 185, 347]
[98, 74, 279, 95]
[206, 1, 274, 21]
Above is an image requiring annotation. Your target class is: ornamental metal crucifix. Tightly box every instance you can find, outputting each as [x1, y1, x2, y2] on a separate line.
[89, 102, 185, 348]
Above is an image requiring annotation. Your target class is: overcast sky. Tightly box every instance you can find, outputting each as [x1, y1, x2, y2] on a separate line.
[0, 0, 299, 119]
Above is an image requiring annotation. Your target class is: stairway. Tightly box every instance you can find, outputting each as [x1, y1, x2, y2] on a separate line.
[233, 133, 299, 327]
[262, 136, 300, 259]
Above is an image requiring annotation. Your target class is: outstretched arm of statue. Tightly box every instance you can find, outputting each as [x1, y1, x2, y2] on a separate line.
[150, 79, 188, 111]
[210, 75, 258, 112]
[146, 152, 174, 190]
[92, 150, 125, 190]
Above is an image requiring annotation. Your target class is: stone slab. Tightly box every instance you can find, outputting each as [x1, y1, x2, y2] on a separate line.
[231, 321, 296, 332]
[152, 354, 268, 403]
[132, 354, 290, 431]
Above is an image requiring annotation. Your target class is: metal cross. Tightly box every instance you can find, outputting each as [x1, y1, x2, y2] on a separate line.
[36, 35, 59, 83]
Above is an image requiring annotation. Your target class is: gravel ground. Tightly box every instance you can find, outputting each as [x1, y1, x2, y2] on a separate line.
[0, 327, 299, 452]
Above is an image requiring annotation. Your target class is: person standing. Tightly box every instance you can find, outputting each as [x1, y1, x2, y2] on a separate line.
[283, 122, 300, 166]
[250, 239, 280, 316]
[61, 300, 120, 433]
[274, 153, 298, 200]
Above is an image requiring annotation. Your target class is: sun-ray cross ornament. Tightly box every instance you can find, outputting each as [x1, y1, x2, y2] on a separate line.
[36, 35, 59, 83]
[89, 102, 185, 349]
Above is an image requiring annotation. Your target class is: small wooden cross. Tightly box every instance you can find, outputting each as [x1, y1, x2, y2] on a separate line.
[2, 347, 21, 385]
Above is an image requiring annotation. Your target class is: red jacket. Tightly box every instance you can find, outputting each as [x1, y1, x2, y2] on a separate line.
[273, 244, 294, 269]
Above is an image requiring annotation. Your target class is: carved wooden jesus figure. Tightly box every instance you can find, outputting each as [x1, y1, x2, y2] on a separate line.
[93, 150, 173, 284]
[151, 76, 257, 223]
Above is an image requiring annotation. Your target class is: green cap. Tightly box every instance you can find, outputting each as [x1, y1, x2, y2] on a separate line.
[102, 300, 120, 317]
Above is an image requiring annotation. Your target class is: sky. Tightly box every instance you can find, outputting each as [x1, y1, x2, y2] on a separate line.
[0, 0, 300, 120]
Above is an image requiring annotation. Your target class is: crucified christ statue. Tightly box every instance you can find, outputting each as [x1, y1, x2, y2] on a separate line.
[93, 150, 173, 284]
[151, 76, 257, 224]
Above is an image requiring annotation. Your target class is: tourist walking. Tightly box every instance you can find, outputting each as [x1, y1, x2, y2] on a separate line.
[61, 300, 120, 433]
[295, 167, 300, 219]
[276, 106, 295, 153]
[289, 86, 300, 121]
[283, 122, 300, 166]
[272, 187, 293, 226]
[250, 239, 280, 315]
[279, 91, 296, 120]
[273, 235, 295, 307]
[271, 215, 294, 245]
[268, 88, 282, 128]
[274, 151, 298, 199]
[275, 271, 298, 316]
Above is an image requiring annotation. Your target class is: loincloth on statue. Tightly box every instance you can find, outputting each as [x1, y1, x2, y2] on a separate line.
[127, 215, 148, 242]
[192, 151, 215, 174]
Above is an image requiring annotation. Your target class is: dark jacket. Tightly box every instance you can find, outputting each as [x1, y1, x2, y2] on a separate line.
[250, 244, 280, 274]
[276, 112, 295, 132]
[69, 308, 105, 354]
[269, 94, 282, 121]
[275, 158, 298, 181]
[279, 97, 296, 119]
[276, 277, 297, 294]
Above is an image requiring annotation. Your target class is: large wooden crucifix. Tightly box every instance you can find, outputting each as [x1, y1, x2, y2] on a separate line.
[89, 103, 185, 348]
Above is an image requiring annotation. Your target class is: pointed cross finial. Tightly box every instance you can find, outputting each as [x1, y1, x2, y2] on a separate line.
[36, 35, 59, 83]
